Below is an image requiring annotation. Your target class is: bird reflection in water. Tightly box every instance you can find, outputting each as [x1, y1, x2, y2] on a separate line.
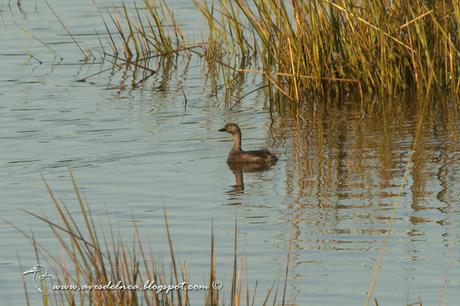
[227, 160, 277, 195]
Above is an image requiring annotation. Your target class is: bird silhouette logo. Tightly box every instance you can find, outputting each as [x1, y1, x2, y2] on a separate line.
[23, 265, 55, 294]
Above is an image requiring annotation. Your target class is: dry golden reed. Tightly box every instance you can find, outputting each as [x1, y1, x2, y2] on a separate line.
[103, 0, 460, 103]
[10, 170, 287, 306]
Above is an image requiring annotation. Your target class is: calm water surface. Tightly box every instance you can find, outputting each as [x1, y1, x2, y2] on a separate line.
[1, 1, 459, 305]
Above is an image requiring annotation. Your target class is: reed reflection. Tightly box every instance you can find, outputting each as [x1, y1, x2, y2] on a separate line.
[267, 96, 459, 254]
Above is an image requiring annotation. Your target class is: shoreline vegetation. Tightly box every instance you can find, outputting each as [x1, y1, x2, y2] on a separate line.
[12, 0, 460, 106]
[93, 0, 460, 104]
[11, 170, 291, 306]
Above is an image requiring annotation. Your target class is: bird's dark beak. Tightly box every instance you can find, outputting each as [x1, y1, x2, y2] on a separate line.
[218, 127, 226, 132]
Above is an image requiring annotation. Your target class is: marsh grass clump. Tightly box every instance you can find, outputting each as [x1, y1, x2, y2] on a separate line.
[200, 0, 460, 101]
[101, 0, 460, 104]
[102, 0, 187, 60]
[11, 170, 286, 306]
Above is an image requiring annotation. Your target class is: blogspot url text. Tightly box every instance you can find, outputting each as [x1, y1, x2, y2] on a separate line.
[52, 280, 223, 293]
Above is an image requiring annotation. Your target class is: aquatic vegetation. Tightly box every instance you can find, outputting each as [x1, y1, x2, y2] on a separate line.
[101, 0, 460, 103]
[10, 170, 288, 305]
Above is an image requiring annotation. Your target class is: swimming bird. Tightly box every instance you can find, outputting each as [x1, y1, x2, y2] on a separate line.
[218, 123, 278, 164]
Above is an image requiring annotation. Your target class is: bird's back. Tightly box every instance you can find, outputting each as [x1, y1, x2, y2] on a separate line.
[228, 149, 278, 164]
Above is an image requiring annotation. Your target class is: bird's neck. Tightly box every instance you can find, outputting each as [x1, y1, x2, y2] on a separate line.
[231, 133, 242, 151]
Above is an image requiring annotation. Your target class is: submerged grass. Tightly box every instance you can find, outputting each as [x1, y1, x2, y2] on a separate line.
[99, 0, 460, 103]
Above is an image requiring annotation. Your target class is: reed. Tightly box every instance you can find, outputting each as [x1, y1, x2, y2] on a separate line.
[9, 169, 284, 306]
[101, 0, 460, 103]
[202, 0, 460, 101]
